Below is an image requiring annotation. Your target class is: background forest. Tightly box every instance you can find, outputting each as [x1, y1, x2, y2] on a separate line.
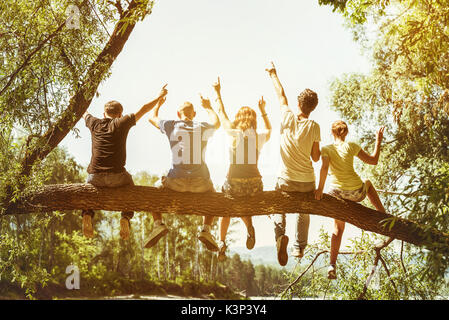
[1, 0, 449, 300]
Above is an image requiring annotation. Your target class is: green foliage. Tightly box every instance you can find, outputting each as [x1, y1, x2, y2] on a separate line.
[318, 0, 449, 281]
[0, 0, 154, 211]
[283, 229, 447, 300]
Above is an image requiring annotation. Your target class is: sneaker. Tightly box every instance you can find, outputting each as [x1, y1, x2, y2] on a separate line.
[198, 230, 219, 252]
[292, 247, 305, 259]
[328, 265, 337, 280]
[144, 224, 169, 248]
[218, 241, 227, 262]
[119, 217, 130, 240]
[82, 213, 94, 238]
[276, 235, 289, 266]
[246, 226, 256, 250]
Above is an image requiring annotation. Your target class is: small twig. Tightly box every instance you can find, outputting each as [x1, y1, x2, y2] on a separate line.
[358, 237, 394, 300]
[281, 249, 365, 297]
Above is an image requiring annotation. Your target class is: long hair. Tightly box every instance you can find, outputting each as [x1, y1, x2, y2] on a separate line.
[233, 106, 257, 132]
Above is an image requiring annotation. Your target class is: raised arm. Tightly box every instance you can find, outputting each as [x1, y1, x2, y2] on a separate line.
[148, 95, 167, 129]
[135, 84, 168, 122]
[212, 77, 233, 131]
[258, 96, 272, 141]
[265, 61, 288, 107]
[200, 94, 220, 129]
[314, 156, 329, 200]
[356, 127, 385, 165]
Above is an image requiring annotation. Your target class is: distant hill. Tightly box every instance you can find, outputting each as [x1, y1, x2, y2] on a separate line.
[230, 246, 300, 269]
[229, 246, 329, 270]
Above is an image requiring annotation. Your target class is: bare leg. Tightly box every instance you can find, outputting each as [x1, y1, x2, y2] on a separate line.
[365, 180, 386, 213]
[330, 219, 345, 266]
[203, 215, 214, 227]
[241, 216, 253, 231]
[220, 217, 231, 242]
[152, 212, 162, 221]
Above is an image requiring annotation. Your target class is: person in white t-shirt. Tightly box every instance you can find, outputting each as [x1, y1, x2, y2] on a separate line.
[266, 62, 321, 266]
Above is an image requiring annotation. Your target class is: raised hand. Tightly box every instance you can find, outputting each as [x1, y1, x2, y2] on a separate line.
[213, 77, 221, 93]
[258, 96, 266, 113]
[376, 126, 385, 144]
[199, 94, 212, 109]
[159, 84, 168, 99]
[265, 61, 277, 76]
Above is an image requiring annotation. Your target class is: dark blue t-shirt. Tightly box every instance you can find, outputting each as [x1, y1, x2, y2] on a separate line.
[159, 120, 216, 178]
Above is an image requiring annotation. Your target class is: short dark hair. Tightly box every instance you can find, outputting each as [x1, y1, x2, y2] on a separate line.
[297, 89, 318, 115]
[104, 100, 123, 118]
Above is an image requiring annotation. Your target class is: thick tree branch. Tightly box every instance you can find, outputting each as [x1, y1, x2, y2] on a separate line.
[7, 184, 449, 253]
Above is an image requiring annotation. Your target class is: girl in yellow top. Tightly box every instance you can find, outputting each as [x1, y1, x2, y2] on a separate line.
[314, 120, 386, 280]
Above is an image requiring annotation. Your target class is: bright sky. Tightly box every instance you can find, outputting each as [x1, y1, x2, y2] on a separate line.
[62, 0, 372, 249]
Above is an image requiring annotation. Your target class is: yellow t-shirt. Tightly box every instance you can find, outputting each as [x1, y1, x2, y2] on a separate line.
[321, 141, 363, 191]
[278, 105, 321, 182]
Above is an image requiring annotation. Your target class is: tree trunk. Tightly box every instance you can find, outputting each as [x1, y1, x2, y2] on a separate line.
[8, 183, 449, 253]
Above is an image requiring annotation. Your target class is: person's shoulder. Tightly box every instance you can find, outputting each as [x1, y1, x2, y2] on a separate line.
[322, 144, 334, 152]
[307, 119, 320, 128]
[347, 141, 361, 148]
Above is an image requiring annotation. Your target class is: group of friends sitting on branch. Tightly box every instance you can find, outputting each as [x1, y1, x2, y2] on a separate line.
[81, 62, 386, 279]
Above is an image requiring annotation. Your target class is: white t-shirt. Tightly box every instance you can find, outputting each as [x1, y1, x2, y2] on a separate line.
[278, 105, 321, 182]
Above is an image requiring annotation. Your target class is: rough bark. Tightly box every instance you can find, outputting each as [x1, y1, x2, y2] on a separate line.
[7, 183, 449, 252]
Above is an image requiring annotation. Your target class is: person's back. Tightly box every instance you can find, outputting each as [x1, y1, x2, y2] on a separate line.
[85, 114, 135, 174]
[279, 116, 320, 182]
[160, 119, 215, 180]
[321, 141, 364, 191]
[227, 129, 268, 179]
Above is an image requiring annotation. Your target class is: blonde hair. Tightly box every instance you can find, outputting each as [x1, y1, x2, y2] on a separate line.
[233, 106, 257, 132]
[331, 120, 348, 138]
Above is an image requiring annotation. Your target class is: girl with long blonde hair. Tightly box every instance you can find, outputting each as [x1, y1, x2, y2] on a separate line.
[212, 77, 272, 261]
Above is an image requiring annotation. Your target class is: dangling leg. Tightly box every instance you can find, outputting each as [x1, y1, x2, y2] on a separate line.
[242, 216, 255, 250]
[273, 213, 289, 266]
[329, 219, 345, 279]
[199, 215, 219, 252]
[293, 213, 310, 259]
[218, 217, 231, 261]
[120, 211, 134, 240]
[144, 212, 169, 248]
[82, 209, 94, 238]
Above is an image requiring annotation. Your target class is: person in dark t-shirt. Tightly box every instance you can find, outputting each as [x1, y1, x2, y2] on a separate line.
[146, 93, 221, 251]
[81, 84, 168, 240]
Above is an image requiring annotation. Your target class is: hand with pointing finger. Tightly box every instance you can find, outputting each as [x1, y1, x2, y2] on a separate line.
[265, 61, 277, 76]
[199, 94, 212, 110]
[158, 84, 168, 99]
[213, 77, 221, 93]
